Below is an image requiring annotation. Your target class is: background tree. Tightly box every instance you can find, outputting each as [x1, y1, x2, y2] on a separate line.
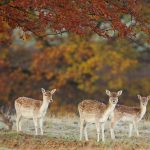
[1, 35, 149, 115]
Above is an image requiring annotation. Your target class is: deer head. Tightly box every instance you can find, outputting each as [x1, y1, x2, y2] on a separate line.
[106, 90, 122, 105]
[138, 95, 150, 107]
[41, 88, 56, 103]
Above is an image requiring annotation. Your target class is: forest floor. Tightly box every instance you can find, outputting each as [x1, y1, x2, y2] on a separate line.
[0, 116, 150, 150]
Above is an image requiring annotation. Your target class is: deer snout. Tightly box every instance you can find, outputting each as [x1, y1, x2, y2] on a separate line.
[49, 99, 53, 102]
[143, 102, 147, 106]
[112, 98, 118, 104]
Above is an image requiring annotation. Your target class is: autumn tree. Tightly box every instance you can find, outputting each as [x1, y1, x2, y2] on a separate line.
[0, 0, 149, 45]
[0, 35, 150, 114]
[31, 36, 138, 104]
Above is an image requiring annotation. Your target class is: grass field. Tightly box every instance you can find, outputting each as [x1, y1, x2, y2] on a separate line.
[0, 116, 150, 150]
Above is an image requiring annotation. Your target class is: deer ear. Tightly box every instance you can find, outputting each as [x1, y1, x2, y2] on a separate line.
[117, 90, 122, 96]
[147, 95, 150, 100]
[51, 89, 56, 94]
[41, 88, 45, 93]
[137, 95, 141, 99]
[106, 90, 111, 96]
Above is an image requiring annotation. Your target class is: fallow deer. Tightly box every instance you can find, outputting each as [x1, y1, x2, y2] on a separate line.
[78, 90, 122, 142]
[110, 95, 150, 139]
[15, 88, 56, 135]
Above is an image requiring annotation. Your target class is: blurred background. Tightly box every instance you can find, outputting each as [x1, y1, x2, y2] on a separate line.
[0, 1, 150, 116]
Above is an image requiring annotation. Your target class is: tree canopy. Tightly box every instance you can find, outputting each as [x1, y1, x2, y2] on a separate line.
[0, 0, 149, 45]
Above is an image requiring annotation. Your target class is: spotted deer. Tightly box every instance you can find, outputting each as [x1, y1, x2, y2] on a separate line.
[78, 90, 122, 142]
[110, 95, 150, 139]
[15, 88, 56, 135]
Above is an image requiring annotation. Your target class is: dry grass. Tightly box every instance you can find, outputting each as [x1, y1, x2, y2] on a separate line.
[0, 116, 150, 150]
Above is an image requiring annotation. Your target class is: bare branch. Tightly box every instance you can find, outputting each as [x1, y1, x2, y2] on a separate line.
[39, 30, 68, 37]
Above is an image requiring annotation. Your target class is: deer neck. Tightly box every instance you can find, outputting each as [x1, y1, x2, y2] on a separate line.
[40, 97, 50, 115]
[104, 102, 116, 117]
[139, 103, 146, 119]
[107, 102, 116, 111]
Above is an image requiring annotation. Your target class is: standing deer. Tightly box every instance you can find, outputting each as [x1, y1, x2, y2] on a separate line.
[15, 88, 56, 135]
[78, 90, 122, 142]
[110, 95, 150, 139]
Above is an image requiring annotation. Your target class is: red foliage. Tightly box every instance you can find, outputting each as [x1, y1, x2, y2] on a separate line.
[0, 0, 149, 41]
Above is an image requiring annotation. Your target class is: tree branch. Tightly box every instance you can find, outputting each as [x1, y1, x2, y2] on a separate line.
[7, 5, 68, 37]
[39, 30, 68, 37]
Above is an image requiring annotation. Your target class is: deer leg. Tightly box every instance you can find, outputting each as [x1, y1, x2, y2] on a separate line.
[129, 123, 133, 137]
[110, 121, 116, 140]
[95, 121, 100, 142]
[110, 114, 122, 140]
[16, 114, 21, 132]
[79, 119, 84, 141]
[33, 118, 38, 135]
[110, 117, 119, 140]
[133, 121, 139, 137]
[101, 122, 105, 142]
[84, 122, 88, 141]
[18, 117, 22, 131]
[39, 118, 44, 135]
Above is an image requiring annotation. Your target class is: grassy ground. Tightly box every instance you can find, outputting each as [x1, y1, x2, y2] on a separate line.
[0, 116, 150, 150]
